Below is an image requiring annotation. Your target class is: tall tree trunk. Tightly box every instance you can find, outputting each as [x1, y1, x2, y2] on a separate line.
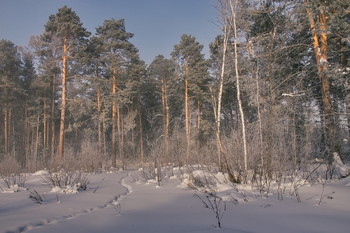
[161, 78, 169, 160]
[4, 106, 8, 155]
[216, 24, 229, 169]
[111, 69, 117, 167]
[231, 0, 248, 175]
[165, 84, 170, 160]
[255, 63, 264, 170]
[43, 97, 48, 149]
[185, 61, 190, 162]
[51, 74, 56, 161]
[305, 0, 337, 162]
[58, 37, 68, 160]
[97, 86, 102, 153]
[197, 97, 201, 130]
[35, 108, 40, 167]
[119, 108, 124, 169]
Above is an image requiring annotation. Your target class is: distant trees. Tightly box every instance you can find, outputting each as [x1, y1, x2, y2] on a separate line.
[0, 40, 35, 167]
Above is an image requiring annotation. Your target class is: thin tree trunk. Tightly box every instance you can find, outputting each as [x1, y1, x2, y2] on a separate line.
[51, 74, 56, 161]
[35, 108, 40, 163]
[185, 61, 190, 162]
[119, 108, 124, 169]
[43, 97, 48, 149]
[8, 108, 12, 154]
[197, 96, 201, 130]
[58, 37, 68, 160]
[97, 86, 102, 153]
[231, 0, 248, 175]
[255, 63, 264, 170]
[161, 78, 168, 159]
[165, 84, 170, 161]
[111, 69, 117, 167]
[216, 23, 229, 169]
[4, 106, 8, 155]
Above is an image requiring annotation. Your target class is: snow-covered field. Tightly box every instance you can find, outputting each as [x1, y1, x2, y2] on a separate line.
[1, 167, 350, 233]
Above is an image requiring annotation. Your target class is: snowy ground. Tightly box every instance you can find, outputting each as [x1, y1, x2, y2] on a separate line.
[1, 167, 350, 233]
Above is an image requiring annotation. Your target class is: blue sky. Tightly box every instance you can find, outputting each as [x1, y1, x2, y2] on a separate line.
[0, 0, 221, 64]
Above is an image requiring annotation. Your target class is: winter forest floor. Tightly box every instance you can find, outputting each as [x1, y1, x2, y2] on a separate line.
[1, 167, 350, 233]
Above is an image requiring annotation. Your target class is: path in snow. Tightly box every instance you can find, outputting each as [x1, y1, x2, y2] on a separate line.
[2, 171, 132, 233]
[1, 170, 350, 233]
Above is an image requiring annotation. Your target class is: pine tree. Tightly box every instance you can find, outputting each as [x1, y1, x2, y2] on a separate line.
[95, 18, 142, 167]
[44, 6, 90, 160]
[171, 34, 209, 162]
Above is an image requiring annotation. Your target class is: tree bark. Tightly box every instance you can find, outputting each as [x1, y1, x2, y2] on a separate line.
[97, 85, 102, 153]
[51, 74, 56, 161]
[185, 61, 190, 162]
[305, 0, 336, 161]
[111, 69, 117, 167]
[161, 78, 169, 160]
[58, 37, 68, 160]
[231, 0, 248, 175]
[216, 24, 229, 169]
[4, 106, 9, 155]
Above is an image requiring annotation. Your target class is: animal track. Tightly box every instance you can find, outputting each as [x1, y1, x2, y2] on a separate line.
[4, 172, 132, 233]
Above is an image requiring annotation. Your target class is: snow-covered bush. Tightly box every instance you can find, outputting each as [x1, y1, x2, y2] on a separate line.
[0, 157, 26, 191]
[1, 173, 26, 190]
[43, 171, 89, 193]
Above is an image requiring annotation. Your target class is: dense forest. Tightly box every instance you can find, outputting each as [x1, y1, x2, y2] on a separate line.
[0, 0, 349, 181]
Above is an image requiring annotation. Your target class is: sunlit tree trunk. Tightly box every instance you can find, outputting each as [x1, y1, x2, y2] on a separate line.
[58, 37, 68, 160]
[43, 97, 48, 149]
[161, 78, 169, 160]
[305, 0, 336, 162]
[50, 74, 56, 161]
[230, 0, 248, 175]
[216, 23, 229, 169]
[111, 69, 117, 167]
[4, 106, 8, 155]
[97, 85, 102, 153]
[184, 61, 190, 161]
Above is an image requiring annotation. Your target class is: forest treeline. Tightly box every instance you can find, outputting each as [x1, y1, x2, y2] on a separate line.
[0, 0, 349, 180]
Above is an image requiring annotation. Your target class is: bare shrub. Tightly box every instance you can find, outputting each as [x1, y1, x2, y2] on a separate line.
[139, 161, 164, 186]
[194, 191, 226, 228]
[43, 170, 89, 192]
[0, 156, 26, 189]
[29, 190, 45, 204]
[185, 167, 217, 192]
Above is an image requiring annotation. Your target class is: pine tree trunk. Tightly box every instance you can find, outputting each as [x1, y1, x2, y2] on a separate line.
[255, 63, 264, 170]
[4, 106, 8, 155]
[35, 109, 40, 165]
[305, 0, 337, 162]
[43, 97, 48, 149]
[119, 109, 124, 169]
[97, 86, 102, 153]
[51, 74, 56, 161]
[58, 37, 68, 160]
[111, 69, 117, 167]
[197, 97, 201, 130]
[185, 61, 190, 162]
[138, 96, 144, 164]
[165, 84, 170, 161]
[161, 78, 169, 160]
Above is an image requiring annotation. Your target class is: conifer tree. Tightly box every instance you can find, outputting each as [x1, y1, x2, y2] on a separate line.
[44, 6, 90, 160]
